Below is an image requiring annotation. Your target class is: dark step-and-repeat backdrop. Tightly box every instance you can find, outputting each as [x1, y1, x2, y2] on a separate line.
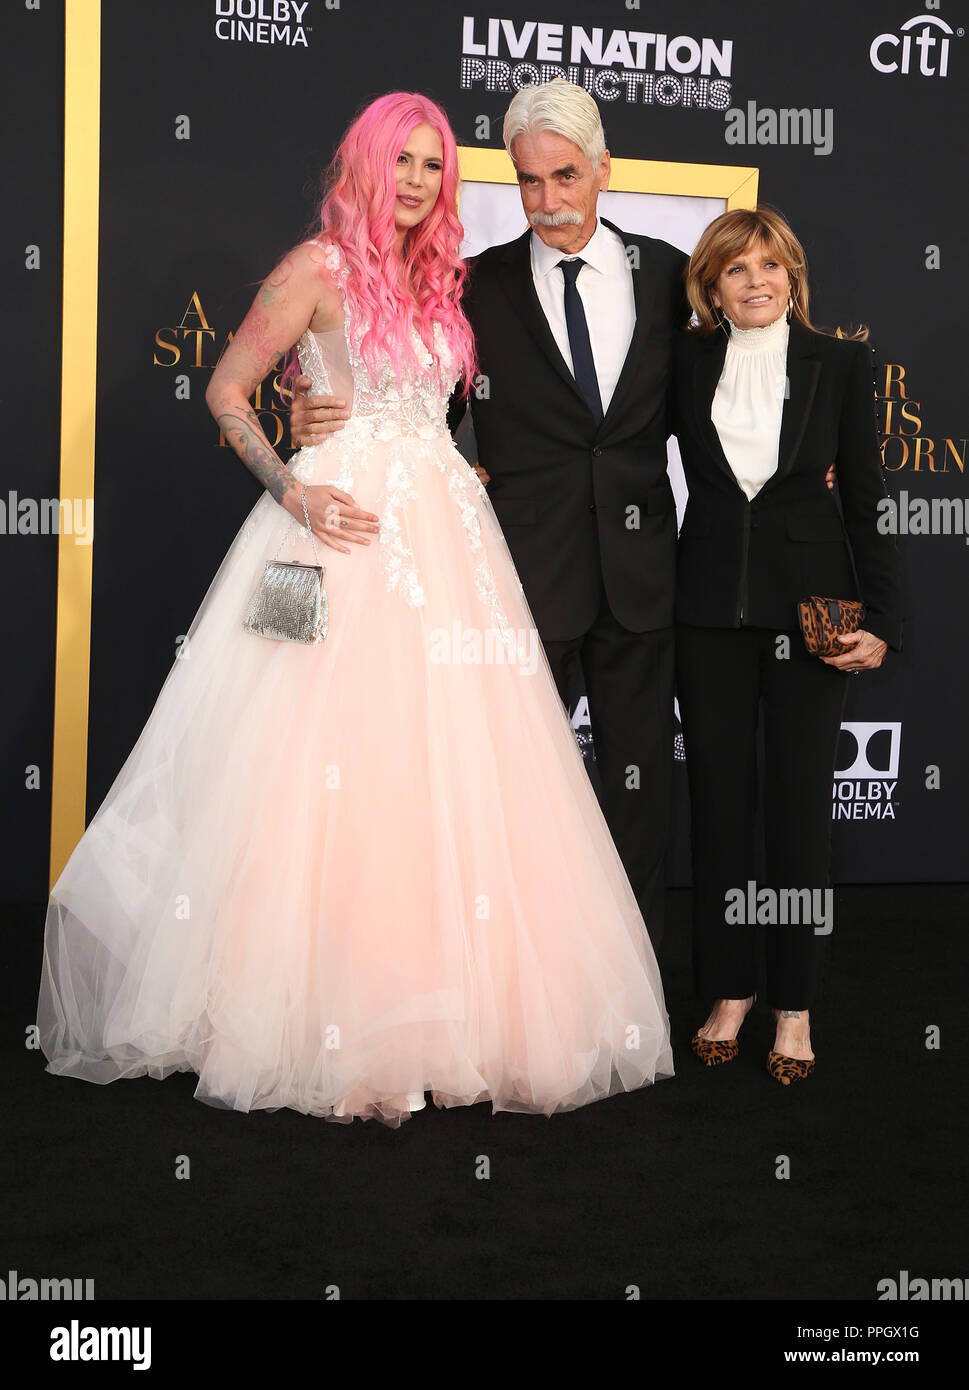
[5, 0, 968, 900]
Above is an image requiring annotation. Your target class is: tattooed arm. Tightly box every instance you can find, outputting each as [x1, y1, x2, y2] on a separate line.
[205, 242, 322, 515]
[206, 242, 378, 550]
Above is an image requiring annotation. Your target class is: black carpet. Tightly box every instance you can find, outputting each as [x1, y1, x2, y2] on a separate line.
[4, 886, 967, 1303]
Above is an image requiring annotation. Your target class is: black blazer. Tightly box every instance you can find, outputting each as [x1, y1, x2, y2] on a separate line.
[671, 317, 903, 650]
[449, 219, 688, 642]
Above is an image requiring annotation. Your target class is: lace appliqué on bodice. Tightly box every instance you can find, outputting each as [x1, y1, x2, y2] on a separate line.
[290, 242, 514, 644]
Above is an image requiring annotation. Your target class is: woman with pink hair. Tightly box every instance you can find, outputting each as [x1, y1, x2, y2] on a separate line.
[37, 93, 672, 1126]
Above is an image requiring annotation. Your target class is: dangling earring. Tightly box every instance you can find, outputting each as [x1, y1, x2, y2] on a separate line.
[787, 296, 794, 323]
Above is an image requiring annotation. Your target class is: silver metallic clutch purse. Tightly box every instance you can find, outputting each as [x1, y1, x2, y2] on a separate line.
[245, 487, 328, 644]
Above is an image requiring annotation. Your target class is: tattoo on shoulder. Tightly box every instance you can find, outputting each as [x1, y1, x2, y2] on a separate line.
[258, 257, 295, 307]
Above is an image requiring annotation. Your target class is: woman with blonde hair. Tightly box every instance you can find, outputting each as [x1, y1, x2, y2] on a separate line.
[672, 206, 901, 1082]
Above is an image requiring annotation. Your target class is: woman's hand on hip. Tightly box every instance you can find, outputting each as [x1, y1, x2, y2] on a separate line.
[821, 628, 887, 671]
[285, 483, 379, 555]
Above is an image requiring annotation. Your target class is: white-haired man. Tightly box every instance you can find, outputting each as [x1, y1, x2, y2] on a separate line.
[291, 80, 688, 946]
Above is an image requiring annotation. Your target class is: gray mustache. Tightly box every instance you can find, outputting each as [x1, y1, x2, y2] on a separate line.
[529, 209, 584, 228]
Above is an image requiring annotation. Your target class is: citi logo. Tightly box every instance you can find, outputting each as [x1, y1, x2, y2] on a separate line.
[870, 14, 960, 77]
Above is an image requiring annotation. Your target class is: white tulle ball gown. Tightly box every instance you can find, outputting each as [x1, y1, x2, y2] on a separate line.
[37, 248, 674, 1126]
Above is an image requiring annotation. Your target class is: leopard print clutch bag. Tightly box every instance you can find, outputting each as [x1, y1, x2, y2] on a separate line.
[797, 596, 866, 657]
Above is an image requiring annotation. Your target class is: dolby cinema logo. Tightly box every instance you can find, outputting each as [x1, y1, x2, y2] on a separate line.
[214, 0, 312, 48]
[833, 722, 901, 822]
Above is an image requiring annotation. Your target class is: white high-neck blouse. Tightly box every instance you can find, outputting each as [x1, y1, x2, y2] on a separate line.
[711, 311, 790, 500]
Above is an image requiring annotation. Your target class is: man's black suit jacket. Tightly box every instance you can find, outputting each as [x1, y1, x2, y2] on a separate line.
[671, 316, 903, 650]
[449, 218, 689, 643]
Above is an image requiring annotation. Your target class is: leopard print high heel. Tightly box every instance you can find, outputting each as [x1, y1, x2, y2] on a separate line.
[691, 995, 755, 1066]
[767, 1051, 815, 1085]
[691, 1035, 740, 1066]
[768, 1007, 815, 1083]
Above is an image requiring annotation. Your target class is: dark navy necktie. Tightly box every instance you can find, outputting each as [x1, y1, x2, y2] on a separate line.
[558, 257, 603, 425]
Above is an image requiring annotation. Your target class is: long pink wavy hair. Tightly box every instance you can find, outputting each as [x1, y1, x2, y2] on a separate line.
[284, 92, 476, 398]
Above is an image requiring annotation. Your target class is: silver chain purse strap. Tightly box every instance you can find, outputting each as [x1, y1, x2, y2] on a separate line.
[244, 485, 329, 644]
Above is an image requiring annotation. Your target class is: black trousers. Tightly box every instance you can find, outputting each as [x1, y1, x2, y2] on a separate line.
[675, 623, 849, 1009]
[543, 586, 674, 947]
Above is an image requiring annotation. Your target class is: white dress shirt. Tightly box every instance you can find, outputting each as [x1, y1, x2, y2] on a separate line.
[711, 312, 790, 500]
[529, 218, 636, 414]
